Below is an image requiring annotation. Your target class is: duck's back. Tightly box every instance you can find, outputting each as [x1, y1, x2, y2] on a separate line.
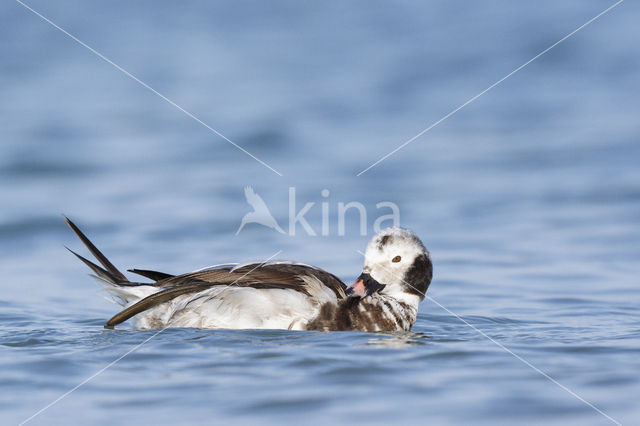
[104, 263, 348, 330]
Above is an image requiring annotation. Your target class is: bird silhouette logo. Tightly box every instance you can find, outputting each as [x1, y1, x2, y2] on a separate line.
[236, 186, 286, 235]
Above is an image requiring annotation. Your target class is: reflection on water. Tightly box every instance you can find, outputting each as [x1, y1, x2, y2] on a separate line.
[366, 331, 431, 348]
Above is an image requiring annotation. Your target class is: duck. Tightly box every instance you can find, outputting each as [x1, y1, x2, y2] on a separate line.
[64, 217, 433, 332]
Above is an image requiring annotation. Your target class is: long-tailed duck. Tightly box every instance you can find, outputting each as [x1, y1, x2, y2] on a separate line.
[65, 217, 433, 332]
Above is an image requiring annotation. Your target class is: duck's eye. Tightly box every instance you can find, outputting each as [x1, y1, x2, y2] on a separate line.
[392, 255, 401, 263]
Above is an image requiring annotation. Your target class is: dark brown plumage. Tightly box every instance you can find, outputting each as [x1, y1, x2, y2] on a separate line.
[306, 297, 414, 332]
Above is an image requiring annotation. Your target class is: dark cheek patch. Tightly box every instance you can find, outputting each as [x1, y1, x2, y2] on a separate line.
[404, 254, 433, 298]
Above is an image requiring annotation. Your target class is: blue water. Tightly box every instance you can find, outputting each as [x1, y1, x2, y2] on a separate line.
[1, 1, 639, 424]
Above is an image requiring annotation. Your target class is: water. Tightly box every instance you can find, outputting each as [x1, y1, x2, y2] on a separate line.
[1, 1, 639, 424]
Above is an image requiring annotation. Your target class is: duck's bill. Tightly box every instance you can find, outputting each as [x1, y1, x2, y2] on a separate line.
[345, 273, 386, 297]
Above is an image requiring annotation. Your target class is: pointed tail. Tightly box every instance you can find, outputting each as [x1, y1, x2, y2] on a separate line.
[64, 216, 129, 285]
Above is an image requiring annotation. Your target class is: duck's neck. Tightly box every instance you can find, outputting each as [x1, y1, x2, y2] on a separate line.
[305, 292, 421, 332]
[369, 293, 419, 330]
[378, 288, 422, 311]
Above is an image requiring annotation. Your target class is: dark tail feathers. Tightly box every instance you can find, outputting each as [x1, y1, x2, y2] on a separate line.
[64, 216, 130, 285]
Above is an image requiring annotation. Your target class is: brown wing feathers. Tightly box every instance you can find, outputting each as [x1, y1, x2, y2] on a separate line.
[105, 283, 212, 327]
[104, 270, 318, 327]
[104, 267, 347, 327]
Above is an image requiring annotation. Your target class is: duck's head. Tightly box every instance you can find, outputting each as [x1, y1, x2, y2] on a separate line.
[347, 227, 433, 304]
